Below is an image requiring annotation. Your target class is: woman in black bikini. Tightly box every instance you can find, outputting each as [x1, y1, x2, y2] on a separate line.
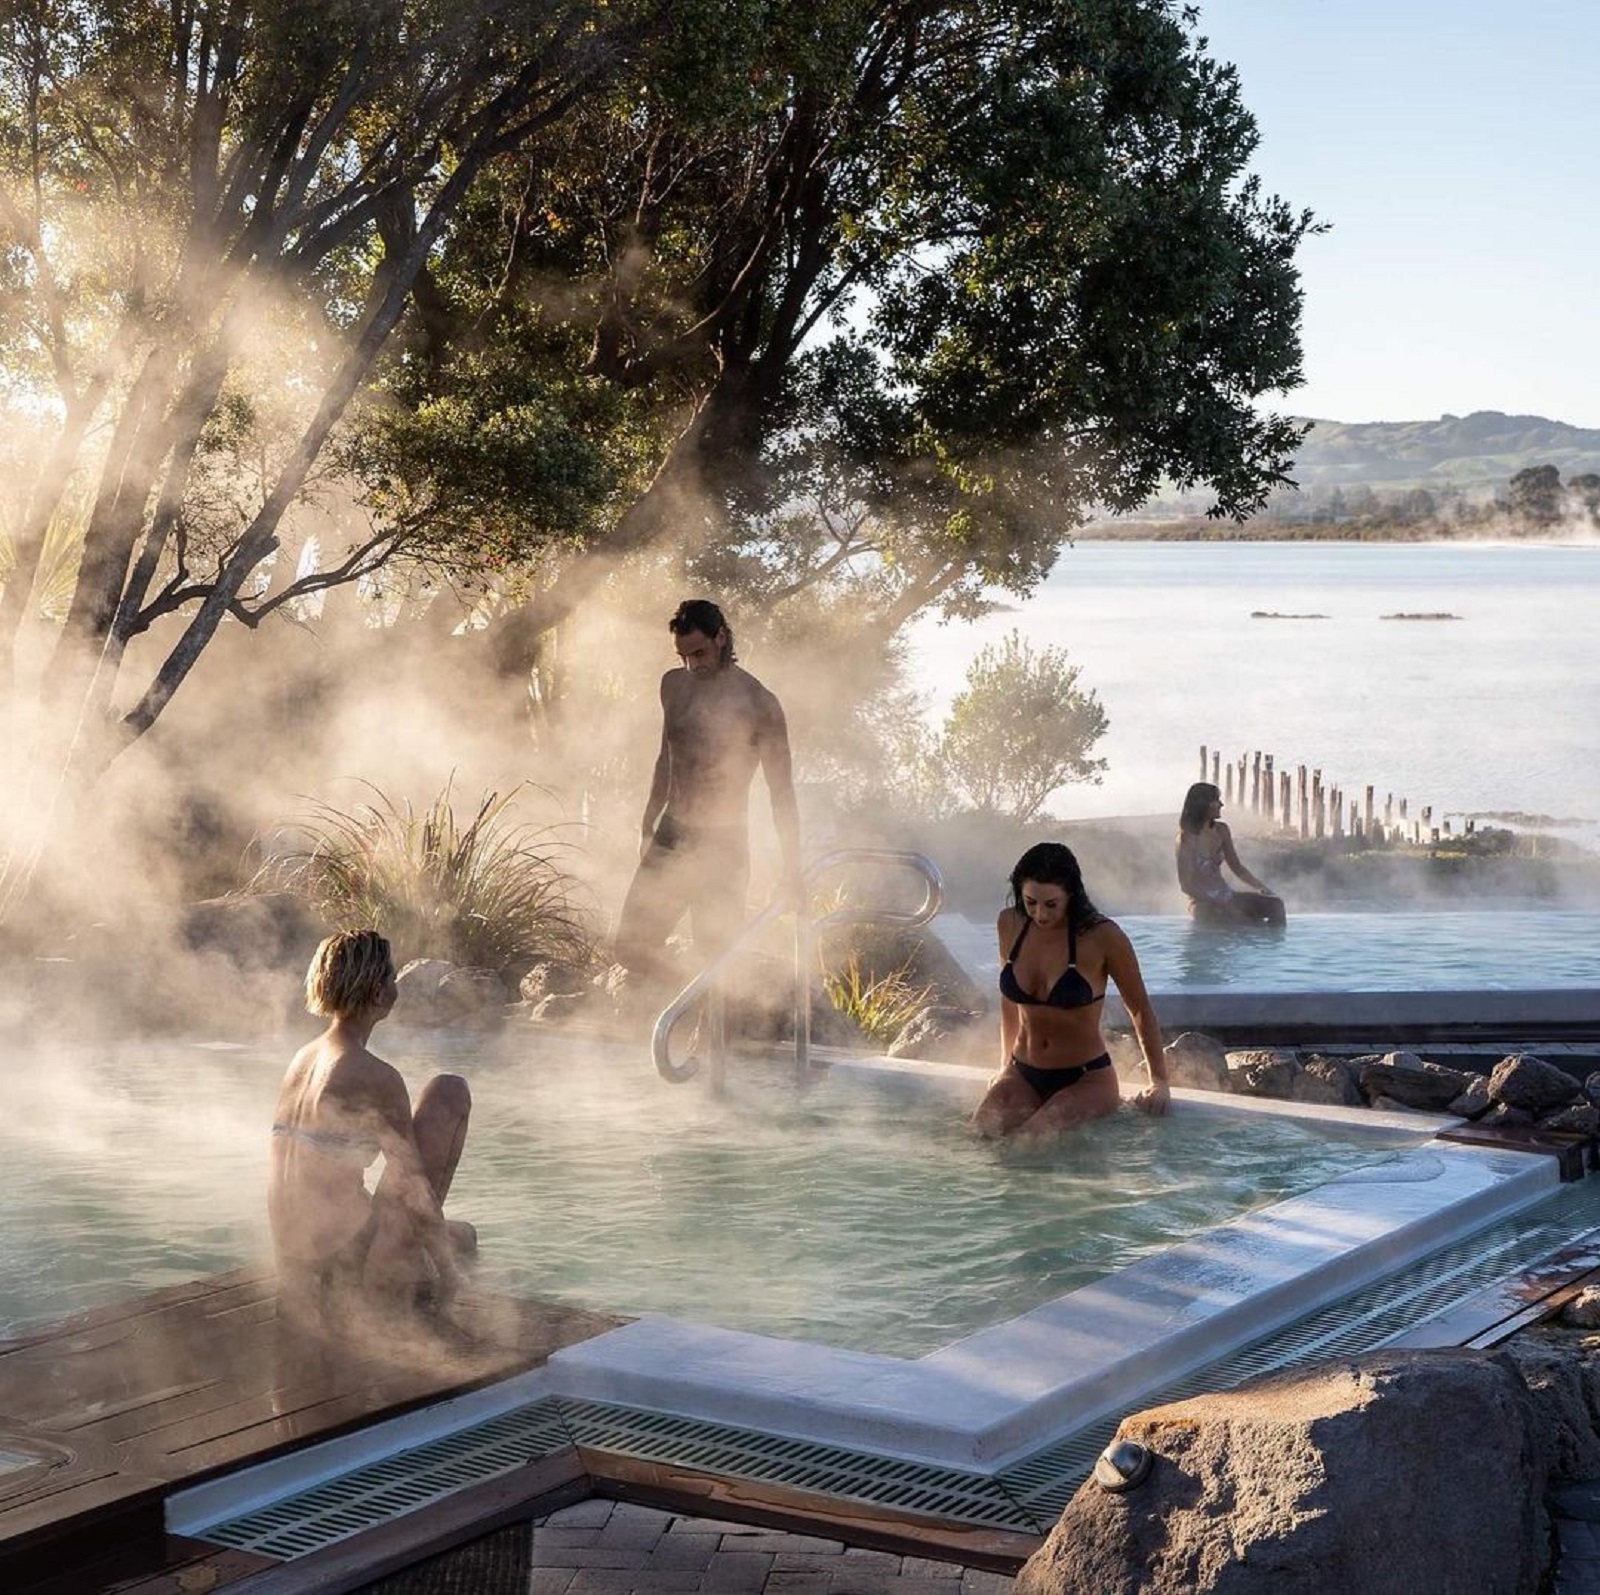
[972, 842, 1170, 1138]
[269, 930, 475, 1322]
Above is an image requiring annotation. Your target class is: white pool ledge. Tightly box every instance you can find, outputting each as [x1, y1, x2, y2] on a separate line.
[547, 1107, 1557, 1469]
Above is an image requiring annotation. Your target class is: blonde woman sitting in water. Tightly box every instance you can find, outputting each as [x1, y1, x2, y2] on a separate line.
[973, 843, 1170, 1139]
[1176, 781, 1287, 926]
[269, 931, 475, 1321]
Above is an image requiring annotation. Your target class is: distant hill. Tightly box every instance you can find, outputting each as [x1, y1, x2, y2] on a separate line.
[1288, 411, 1600, 492]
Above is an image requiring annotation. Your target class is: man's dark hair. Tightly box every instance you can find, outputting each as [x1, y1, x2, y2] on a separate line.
[668, 599, 735, 661]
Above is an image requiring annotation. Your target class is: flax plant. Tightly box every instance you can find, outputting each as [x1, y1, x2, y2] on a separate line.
[253, 781, 593, 974]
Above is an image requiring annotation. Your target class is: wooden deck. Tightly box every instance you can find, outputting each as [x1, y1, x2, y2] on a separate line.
[0, 1268, 621, 1593]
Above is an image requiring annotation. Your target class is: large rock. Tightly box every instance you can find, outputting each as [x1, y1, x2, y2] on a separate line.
[1540, 1103, 1600, 1136]
[1501, 1339, 1600, 1481]
[392, 958, 456, 1025]
[1490, 1054, 1581, 1116]
[1224, 1048, 1299, 1099]
[1016, 1350, 1549, 1595]
[437, 966, 508, 1029]
[1164, 1032, 1230, 1092]
[887, 1005, 989, 1064]
[1358, 1052, 1470, 1111]
[1291, 1054, 1362, 1107]
[1448, 1075, 1492, 1119]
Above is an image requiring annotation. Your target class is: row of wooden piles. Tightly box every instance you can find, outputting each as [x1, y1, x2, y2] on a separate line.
[1199, 746, 1470, 845]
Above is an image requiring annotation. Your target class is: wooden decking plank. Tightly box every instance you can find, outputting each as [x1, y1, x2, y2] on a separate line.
[582, 1448, 1042, 1573]
[0, 1270, 275, 1356]
[20, 1537, 277, 1595]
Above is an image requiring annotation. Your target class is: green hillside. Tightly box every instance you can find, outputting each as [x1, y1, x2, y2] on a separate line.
[1289, 410, 1600, 491]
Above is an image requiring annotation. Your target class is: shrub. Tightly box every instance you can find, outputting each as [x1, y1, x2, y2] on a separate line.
[251, 781, 594, 975]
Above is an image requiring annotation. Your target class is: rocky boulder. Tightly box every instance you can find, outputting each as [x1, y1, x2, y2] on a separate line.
[1490, 1054, 1582, 1116]
[1358, 1052, 1470, 1112]
[1448, 1075, 1492, 1119]
[1016, 1350, 1548, 1595]
[1540, 1103, 1600, 1136]
[1224, 1048, 1299, 1098]
[437, 966, 508, 1029]
[887, 1005, 989, 1065]
[1291, 1054, 1362, 1107]
[1164, 1032, 1230, 1092]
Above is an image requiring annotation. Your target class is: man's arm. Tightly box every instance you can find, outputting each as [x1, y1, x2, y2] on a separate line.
[639, 676, 674, 856]
[757, 690, 803, 896]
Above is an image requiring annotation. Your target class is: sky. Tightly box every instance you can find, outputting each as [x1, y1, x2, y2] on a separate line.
[1194, 0, 1600, 427]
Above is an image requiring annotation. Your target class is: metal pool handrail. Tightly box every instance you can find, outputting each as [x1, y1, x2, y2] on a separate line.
[651, 848, 946, 1089]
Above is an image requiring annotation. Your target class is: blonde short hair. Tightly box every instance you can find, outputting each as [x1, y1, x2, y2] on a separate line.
[305, 930, 395, 1018]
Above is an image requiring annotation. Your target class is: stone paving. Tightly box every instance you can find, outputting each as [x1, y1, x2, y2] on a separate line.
[525, 1498, 1019, 1595]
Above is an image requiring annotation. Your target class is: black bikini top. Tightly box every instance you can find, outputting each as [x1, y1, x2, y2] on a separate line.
[998, 917, 1104, 1010]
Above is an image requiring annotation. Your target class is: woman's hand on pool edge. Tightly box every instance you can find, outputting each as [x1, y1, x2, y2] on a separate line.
[1133, 1081, 1171, 1116]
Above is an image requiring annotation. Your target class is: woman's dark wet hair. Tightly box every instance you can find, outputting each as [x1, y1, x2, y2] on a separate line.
[1009, 842, 1105, 932]
[1179, 781, 1222, 836]
[668, 598, 736, 663]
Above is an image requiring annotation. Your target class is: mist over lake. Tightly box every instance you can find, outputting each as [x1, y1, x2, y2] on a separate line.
[906, 541, 1600, 845]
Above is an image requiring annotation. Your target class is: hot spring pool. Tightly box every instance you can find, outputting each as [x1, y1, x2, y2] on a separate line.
[939, 908, 1600, 994]
[0, 1034, 1423, 1353]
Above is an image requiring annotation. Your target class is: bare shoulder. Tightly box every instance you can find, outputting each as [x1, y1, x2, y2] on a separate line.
[660, 668, 689, 704]
[1213, 819, 1234, 841]
[1087, 916, 1134, 956]
[996, 904, 1025, 942]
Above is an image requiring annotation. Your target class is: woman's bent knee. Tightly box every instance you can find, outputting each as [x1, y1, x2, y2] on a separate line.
[417, 1072, 471, 1119]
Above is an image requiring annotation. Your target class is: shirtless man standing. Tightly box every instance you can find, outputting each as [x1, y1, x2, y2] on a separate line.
[613, 599, 802, 993]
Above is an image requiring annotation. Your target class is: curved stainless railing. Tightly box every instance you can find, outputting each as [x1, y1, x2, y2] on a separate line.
[651, 848, 945, 1089]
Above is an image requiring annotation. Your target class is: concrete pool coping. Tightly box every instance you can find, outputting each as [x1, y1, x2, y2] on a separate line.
[166, 1061, 1565, 1542]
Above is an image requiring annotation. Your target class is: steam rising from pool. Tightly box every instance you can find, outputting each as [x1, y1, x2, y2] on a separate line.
[0, 1035, 1418, 1354]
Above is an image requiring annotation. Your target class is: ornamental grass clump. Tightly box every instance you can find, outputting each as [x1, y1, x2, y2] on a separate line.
[252, 781, 593, 976]
[822, 949, 935, 1048]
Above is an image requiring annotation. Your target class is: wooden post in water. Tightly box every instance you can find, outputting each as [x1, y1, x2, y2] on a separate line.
[1313, 771, 1325, 838]
[1263, 755, 1276, 823]
[1298, 765, 1309, 837]
[1225, 762, 1233, 804]
[1413, 819, 1422, 844]
[1364, 785, 1375, 836]
[1331, 785, 1343, 836]
[1384, 793, 1394, 830]
[1251, 752, 1262, 812]
[1199, 745, 1208, 781]
[1212, 750, 1221, 787]
[1350, 799, 1360, 837]
[1280, 771, 1292, 827]
[1237, 755, 1247, 810]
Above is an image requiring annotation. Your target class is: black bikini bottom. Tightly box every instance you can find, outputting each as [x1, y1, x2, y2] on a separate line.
[1012, 1052, 1113, 1102]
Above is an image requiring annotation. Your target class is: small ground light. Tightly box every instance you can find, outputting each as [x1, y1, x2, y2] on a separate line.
[1093, 1438, 1154, 1493]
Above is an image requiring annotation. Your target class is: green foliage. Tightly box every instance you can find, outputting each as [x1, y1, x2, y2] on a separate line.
[252, 781, 594, 975]
[940, 630, 1108, 822]
[822, 949, 935, 1046]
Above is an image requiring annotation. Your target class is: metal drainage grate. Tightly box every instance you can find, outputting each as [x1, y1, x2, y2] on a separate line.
[200, 1180, 1600, 1561]
[1000, 1177, 1600, 1520]
[557, 1398, 1042, 1531]
[201, 1401, 575, 1560]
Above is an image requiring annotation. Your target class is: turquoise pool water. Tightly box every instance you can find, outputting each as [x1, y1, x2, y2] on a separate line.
[938, 909, 1600, 994]
[0, 1036, 1416, 1353]
[1118, 910, 1600, 992]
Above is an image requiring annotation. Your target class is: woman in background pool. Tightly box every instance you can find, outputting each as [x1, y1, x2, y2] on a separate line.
[269, 930, 475, 1320]
[1176, 781, 1288, 926]
[973, 842, 1170, 1138]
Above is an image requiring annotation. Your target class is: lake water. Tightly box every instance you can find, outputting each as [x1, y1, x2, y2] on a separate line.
[905, 541, 1600, 846]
